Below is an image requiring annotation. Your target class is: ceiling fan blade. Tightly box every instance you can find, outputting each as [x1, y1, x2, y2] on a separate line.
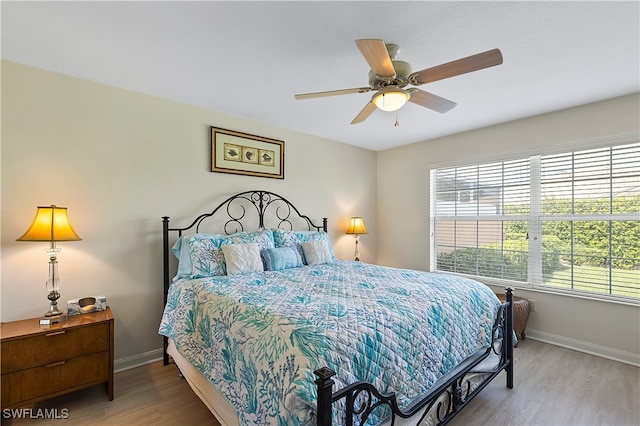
[295, 87, 372, 100]
[409, 48, 503, 85]
[351, 102, 377, 125]
[408, 89, 457, 113]
[356, 39, 396, 79]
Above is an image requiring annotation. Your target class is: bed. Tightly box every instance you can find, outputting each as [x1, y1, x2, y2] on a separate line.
[159, 190, 514, 426]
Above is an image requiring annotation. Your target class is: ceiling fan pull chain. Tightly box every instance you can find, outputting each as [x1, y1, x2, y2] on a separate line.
[394, 112, 400, 127]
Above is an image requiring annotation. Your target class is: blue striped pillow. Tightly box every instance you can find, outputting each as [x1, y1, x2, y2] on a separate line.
[261, 246, 303, 271]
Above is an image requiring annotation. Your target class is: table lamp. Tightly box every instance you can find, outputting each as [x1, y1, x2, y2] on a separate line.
[345, 216, 368, 261]
[17, 205, 82, 322]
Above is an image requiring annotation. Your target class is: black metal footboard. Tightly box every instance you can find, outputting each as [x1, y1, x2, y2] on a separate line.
[315, 288, 514, 426]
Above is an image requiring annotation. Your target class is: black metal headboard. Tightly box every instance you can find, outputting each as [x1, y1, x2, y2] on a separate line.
[161, 189, 327, 364]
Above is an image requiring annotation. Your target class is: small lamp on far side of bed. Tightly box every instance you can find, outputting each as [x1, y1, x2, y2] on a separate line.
[16, 205, 82, 323]
[345, 216, 368, 261]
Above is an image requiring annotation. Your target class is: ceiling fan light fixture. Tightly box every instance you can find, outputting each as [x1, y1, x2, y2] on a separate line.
[372, 86, 410, 112]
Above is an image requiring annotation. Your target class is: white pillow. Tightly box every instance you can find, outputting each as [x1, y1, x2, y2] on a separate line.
[301, 240, 334, 266]
[221, 243, 264, 275]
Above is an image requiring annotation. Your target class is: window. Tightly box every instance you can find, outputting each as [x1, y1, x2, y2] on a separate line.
[431, 142, 640, 301]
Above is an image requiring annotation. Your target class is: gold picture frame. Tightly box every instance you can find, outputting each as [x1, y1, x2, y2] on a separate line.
[211, 127, 284, 179]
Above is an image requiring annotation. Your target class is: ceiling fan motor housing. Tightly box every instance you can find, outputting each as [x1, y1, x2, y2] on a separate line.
[369, 59, 413, 89]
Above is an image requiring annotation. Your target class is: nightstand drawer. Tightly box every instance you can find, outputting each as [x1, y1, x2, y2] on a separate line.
[1, 351, 110, 407]
[1, 322, 110, 374]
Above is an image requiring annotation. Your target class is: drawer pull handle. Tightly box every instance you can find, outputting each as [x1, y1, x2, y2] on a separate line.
[45, 360, 67, 368]
[45, 331, 66, 337]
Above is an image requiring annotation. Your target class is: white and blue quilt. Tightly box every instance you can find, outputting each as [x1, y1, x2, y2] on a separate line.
[159, 261, 500, 425]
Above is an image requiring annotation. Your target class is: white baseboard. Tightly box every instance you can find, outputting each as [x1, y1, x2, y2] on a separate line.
[114, 349, 163, 373]
[525, 329, 640, 367]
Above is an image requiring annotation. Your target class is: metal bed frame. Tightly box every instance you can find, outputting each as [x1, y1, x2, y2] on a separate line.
[161, 189, 514, 426]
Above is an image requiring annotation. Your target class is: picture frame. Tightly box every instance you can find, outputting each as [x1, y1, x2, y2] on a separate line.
[211, 127, 284, 179]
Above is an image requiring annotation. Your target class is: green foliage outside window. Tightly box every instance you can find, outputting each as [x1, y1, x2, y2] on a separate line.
[437, 238, 563, 282]
[539, 196, 639, 270]
[437, 196, 639, 282]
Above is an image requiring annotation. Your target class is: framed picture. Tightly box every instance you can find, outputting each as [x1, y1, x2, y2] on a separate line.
[211, 127, 284, 179]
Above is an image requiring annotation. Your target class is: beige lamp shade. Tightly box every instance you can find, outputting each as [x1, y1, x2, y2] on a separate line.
[17, 205, 82, 242]
[345, 217, 368, 235]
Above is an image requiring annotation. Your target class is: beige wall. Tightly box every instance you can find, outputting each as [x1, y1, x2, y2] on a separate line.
[0, 60, 377, 366]
[377, 93, 640, 364]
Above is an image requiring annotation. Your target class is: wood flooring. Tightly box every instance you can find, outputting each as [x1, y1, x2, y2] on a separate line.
[2, 339, 638, 425]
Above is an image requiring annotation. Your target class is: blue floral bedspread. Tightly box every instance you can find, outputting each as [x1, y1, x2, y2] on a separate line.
[159, 261, 500, 425]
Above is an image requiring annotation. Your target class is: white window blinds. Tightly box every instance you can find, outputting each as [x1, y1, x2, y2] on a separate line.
[434, 159, 530, 281]
[432, 142, 639, 301]
[538, 144, 640, 298]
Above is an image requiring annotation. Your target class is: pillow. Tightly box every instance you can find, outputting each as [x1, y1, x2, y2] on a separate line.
[273, 230, 336, 264]
[261, 246, 303, 271]
[171, 236, 193, 281]
[273, 229, 314, 248]
[172, 234, 224, 281]
[186, 235, 227, 278]
[221, 243, 264, 275]
[301, 240, 334, 266]
[223, 229, 275, 250]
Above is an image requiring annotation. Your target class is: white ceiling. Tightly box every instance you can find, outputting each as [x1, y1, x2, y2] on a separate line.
[2, 1, 638, 151]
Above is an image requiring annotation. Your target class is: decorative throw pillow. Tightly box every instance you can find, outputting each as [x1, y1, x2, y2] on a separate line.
[301, 240, 334, 266]
[221, 243, 264, 275]
[261, 246, 304, 271]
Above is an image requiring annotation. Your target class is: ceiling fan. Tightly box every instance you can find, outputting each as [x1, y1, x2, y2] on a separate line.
[294, 39, 503, 124]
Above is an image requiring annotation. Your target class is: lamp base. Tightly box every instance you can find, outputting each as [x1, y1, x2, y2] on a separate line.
[44, 290, 67, 322]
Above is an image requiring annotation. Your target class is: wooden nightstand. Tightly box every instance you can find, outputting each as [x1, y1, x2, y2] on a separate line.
[1, 307, 114, 408]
